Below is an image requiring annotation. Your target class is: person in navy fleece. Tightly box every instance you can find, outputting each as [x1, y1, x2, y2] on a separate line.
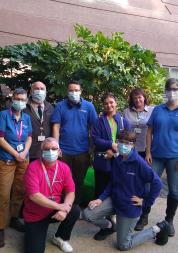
[83, 130, 169, 250]
[92, 93, 130, 198]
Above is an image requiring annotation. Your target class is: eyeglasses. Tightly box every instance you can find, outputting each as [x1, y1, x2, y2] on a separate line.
[118, 141, 134, 145]
[43, 147, 59, 151]
[166, 88, 178, 91]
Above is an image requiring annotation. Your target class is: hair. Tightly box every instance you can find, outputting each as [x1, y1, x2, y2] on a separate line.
[129, 88, 148, 108]
[165, 78, 178, 91]
[31, 81, 46, 91]
[67, 80, 81, 88]
[118, 130, 136, 143]
[13, 88, 27, 97]
[41, 137, 59, 150]
[102, 92, 117, 103]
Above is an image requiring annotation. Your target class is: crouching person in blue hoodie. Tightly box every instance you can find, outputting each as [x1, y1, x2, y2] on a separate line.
[83, 130, 169, 250]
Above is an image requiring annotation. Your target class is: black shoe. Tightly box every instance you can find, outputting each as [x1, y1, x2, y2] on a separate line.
[9, 217, 25, 232]
[134, 215, 148, 231]
[155, 220, 169, 246]
[0, 230, 5, 248]
[94, 228, 114, 241]
[167, 221, 175, 237]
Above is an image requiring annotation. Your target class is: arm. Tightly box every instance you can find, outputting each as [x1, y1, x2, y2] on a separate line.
[92, 120, 113, 151]
[29, 192, 72, 213]
[145, 127, 153, 165]
[0, 137, 23, 161]
[19, 136, 32, 160]
[52, 123, 60, 141]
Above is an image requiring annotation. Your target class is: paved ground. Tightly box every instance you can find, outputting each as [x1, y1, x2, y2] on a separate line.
[1, 197, 178, 253]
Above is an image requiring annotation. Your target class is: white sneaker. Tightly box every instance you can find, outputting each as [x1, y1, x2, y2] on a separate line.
[52, 236, 73, 253]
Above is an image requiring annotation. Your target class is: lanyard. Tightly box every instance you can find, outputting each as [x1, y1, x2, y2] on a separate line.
[41, 161, 58, 196]
[14, 121, 23, 141]
[9, 109, 23, 141]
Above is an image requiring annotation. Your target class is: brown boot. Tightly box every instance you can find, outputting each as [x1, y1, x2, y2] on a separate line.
[0, 229, 5, 248]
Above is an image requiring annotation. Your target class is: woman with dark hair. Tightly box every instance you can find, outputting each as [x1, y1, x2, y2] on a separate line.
[0, 88, 32, 247]
[124, 88, 154, 158]
[92, 93, 130, 198]
[123, 88, 154, 231]
[146, 78, 178, 237]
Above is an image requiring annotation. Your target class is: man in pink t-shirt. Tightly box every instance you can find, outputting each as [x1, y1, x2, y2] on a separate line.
[23, 137, 80, 253]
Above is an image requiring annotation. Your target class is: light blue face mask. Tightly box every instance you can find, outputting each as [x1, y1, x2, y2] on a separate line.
[42, 149, 58, 162]
[118, 143, 133, 155]
[32, 90, 46, 103]
[12, 100, 26, 111]
[68, 91, 81, 104]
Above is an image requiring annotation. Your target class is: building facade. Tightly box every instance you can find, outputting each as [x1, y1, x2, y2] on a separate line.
[1, 0, 178, 75]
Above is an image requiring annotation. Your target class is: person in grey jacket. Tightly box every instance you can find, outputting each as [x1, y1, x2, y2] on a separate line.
[24, 81, 54, 161]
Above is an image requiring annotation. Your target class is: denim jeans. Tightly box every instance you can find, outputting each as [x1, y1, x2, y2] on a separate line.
[83, 198, 156, 250]
[152, 158, 178, 200]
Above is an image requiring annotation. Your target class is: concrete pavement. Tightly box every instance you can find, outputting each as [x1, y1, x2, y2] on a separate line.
[1, 197, 178, 253]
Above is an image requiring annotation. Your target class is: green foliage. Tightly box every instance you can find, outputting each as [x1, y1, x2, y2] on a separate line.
[0, 24, 167, 112]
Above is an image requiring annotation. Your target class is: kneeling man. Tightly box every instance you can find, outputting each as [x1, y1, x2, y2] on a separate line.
[23, 137, 80, 253]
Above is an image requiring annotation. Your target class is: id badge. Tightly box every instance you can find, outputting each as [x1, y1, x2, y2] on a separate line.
[134, 127, 142, 134]
[17, 144, 24, 152]
[38, 135, 45, 142]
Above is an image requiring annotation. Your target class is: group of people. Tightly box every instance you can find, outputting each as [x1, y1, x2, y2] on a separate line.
[0, 78, 177, 253]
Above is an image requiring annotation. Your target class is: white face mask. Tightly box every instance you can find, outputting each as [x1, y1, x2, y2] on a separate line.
[42, 149, 59, 162]
[12, 100, 26, 111]
[32, 90, 46, 103]
[165, 90, 178, 102]
[68, 91, 81, 104]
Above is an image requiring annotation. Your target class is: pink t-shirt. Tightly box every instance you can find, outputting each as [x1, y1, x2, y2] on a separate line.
[23, 159, 75, 222]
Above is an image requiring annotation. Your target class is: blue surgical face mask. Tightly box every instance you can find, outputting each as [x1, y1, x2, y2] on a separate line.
[42, 149, 59, 162]
[12, 100, 26, 111]
[32, 90, 46, 103]
[68, 91, 81, 104]
[165, 91, 178, 103]
[118, 143, 133, 156]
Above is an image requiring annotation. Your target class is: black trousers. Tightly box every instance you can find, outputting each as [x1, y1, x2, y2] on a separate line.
[61, 153, 90, 205]
[24, 205, 80, 253]
[94, 170, 110, 198]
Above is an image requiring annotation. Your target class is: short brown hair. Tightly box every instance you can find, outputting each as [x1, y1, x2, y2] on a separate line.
[118, 130, 136, 143]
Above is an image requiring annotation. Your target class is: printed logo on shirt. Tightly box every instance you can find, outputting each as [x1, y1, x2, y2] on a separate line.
[127, 172, 135, 176]
[23, 124, 28, 129]
[80, 109, 87, 113]
[54, 179, 63, 183]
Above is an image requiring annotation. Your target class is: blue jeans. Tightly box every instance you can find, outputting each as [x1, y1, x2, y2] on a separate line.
[83, 198, 156, 250]
[152, 158, 178, 200]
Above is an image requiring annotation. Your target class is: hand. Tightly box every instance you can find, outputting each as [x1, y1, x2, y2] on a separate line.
[88, 199, 102, 209]
[145, 152, 152, 165]
[52, 210, 67, 221]
[105, 149, 114, 159]
[14, 153, 25, 162]
[131, 196, 143, 206]
[58, 203, 71, 214]
[19, 151, 27, 161]
[112, 143, 118, 152]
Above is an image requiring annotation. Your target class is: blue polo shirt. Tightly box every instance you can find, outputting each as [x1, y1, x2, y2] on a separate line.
[51, 98, 97, 155]
[99, 150, 162, 218]
[147, 104, 178, 158]
[0, 109, 32, 161]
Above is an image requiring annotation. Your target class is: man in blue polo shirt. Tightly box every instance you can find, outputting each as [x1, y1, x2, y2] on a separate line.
[146, 78, 178, 237]
[51, 80, 97, 205]
[0, 88, 32, 248]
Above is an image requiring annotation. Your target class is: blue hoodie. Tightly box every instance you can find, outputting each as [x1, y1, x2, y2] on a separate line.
[99, 149, 162, 218]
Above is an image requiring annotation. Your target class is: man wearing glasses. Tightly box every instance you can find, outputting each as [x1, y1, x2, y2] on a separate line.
[23, 137, 80, 253]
